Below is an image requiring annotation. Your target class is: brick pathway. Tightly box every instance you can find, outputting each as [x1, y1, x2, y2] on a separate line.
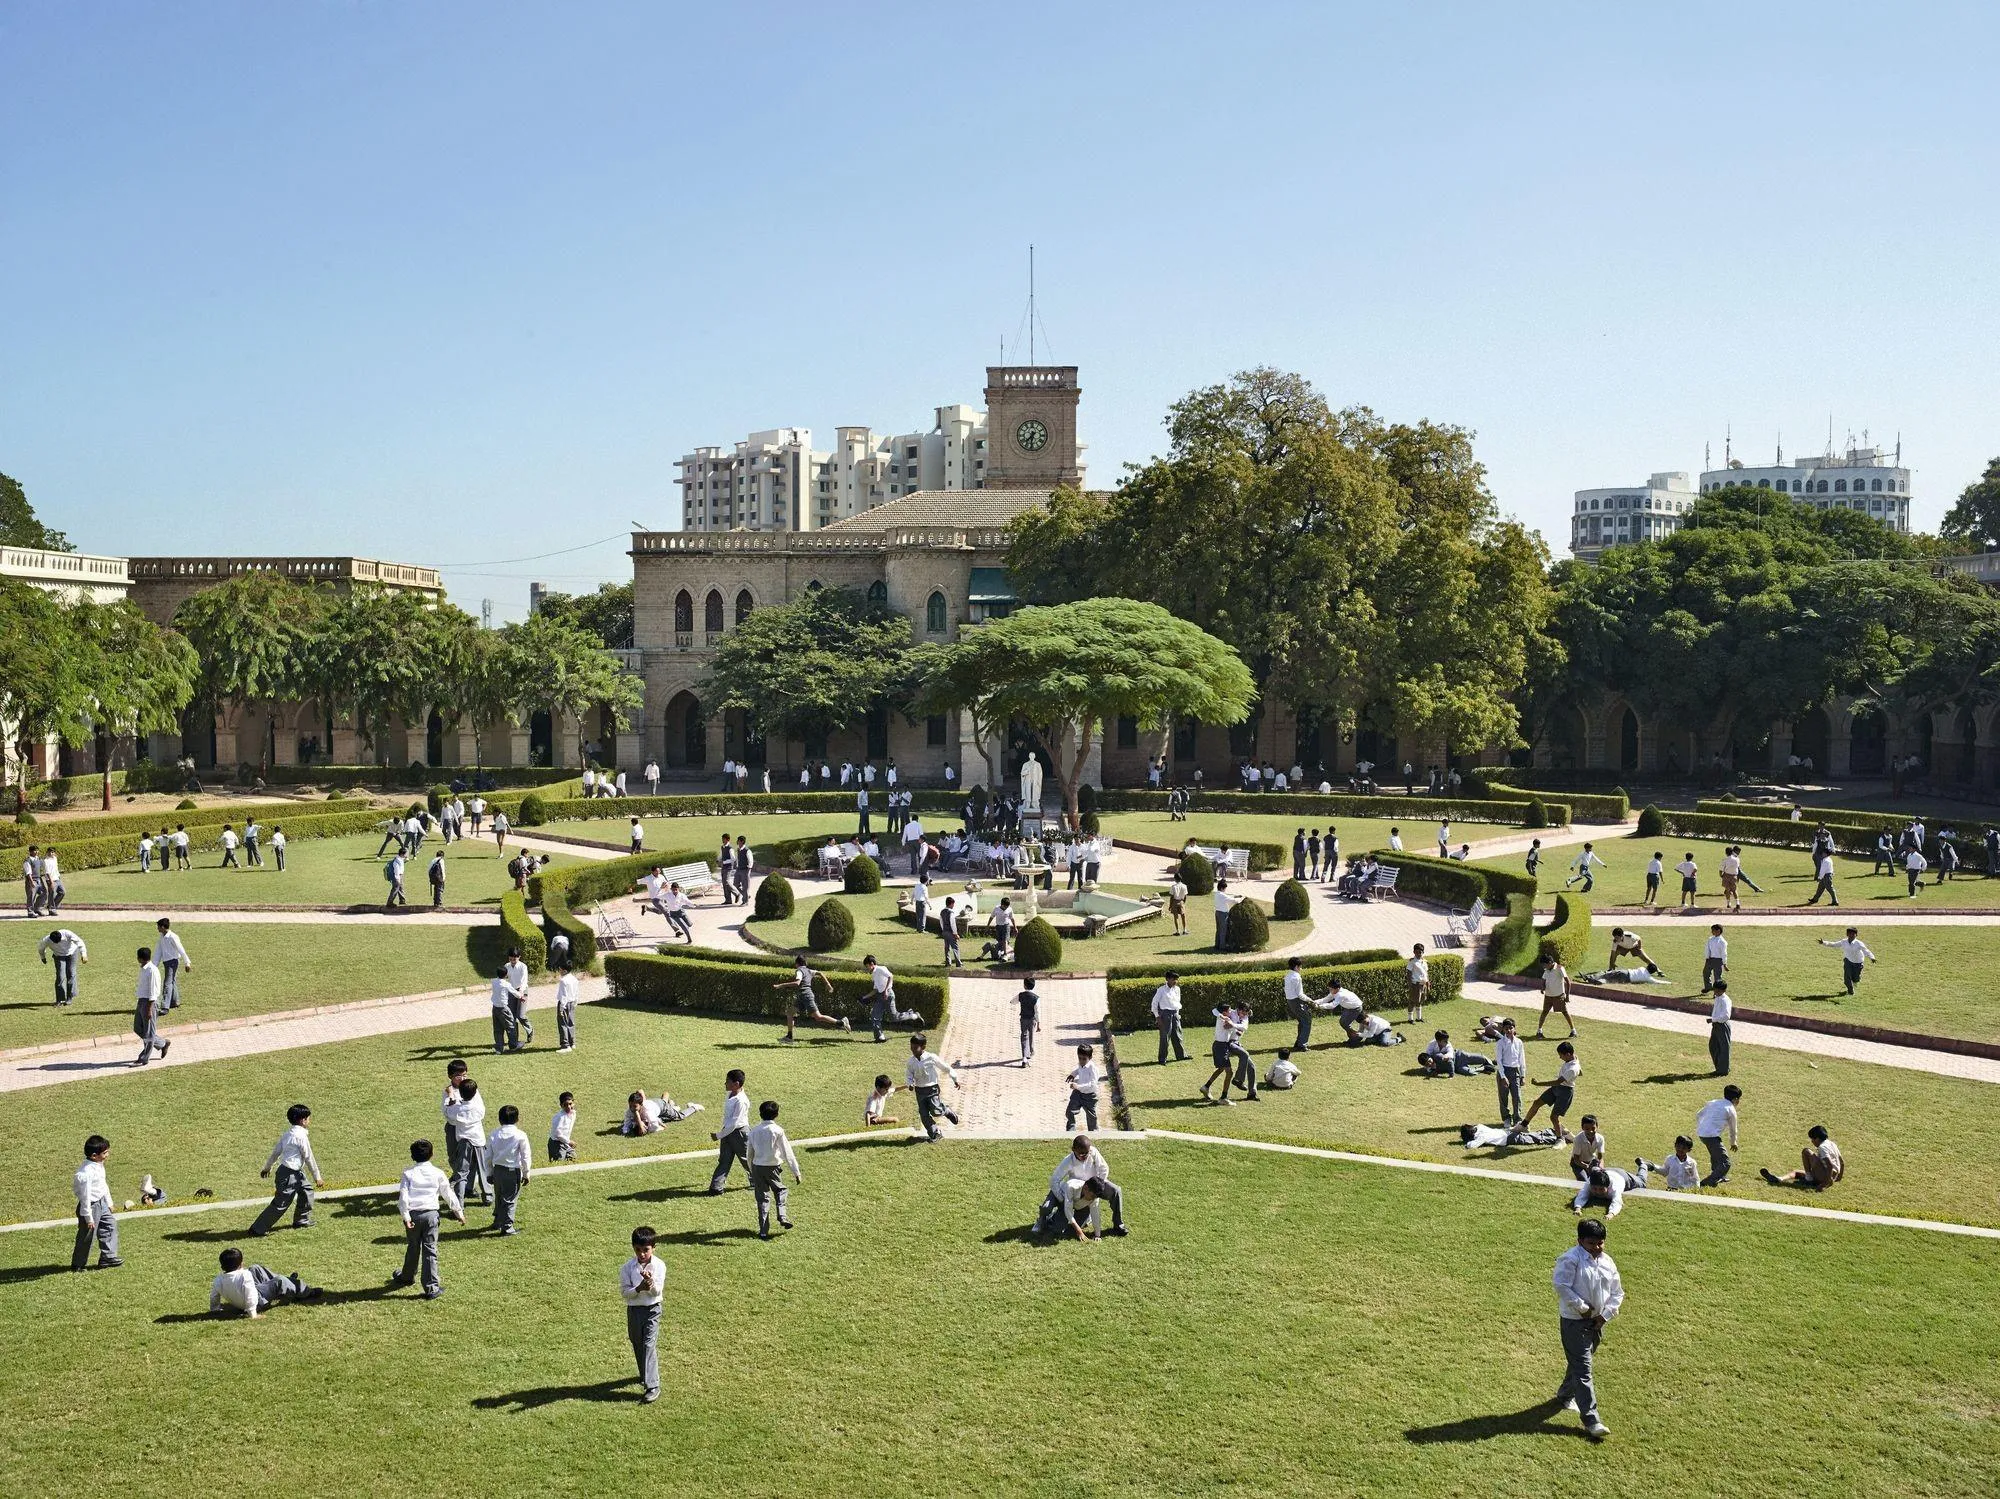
[937, 974, 1113, 1138]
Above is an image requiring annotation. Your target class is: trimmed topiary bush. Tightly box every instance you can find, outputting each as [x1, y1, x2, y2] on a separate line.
[1224, 896, 1271, 953]
[843, 853, 881, 894]
[807, 896, 855, 952]
[1079, 810, 1101, 836]
[1178, 849, 1215, 895]
[754, 871, 795, 920]
[1078, 783, 1097, 816]
[175, 798, 199, 811]
[1524, 796, 1550, 829]
[428, 783, 452, 814]
[1012, 915, 1063, 970]
[1272, 878, 1310, 921]
[325, 789, 345, 800]
[517, 793, 551, 827]
[1636, 803, 1665, 837]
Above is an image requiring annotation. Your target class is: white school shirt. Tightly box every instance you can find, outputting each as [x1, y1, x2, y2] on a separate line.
[1267, 1057, 1301, 1088]
[1389, 832, 1404, 851]
[1675, 859, 1697, 881]
[1423, 1038, 1454, 1066]
[42, 852, 61, 879]
[1494, 1032, 1525, 1071]
[1283, 971, 1306, 1004]
[1818, 853, 1836, 879]
[871, 964, 894, 995]
[1052, 1147, 1110, 1189]
[1213, 888, 1232, 913]
[486, 1123, 532, 1173]
[1705, 934, 1727, 961]
[74, 1158, 111, 1215]
[549, 1108, 576, 1145]
[1569, 1131, 1605, 1168]
[621, 1255, 664, 1306]
[1824, 936, 1875, 963]
[1553, 1244, 1624, 1321]
[220, 829, 238, 850]
[1067, 1061, 1101, 1097]
[270, 830, 286, 851]
[1169, 879, 1189, 904]
[554, 972, 579, 1011]
[1709, 992, 1733, 1024]
[1720, 853, 1741, 876]
[1555, 1057, 1581, 1086]
[1659, 1154, 1700, 1190]
[903, 818, 925, 845]
[155, 930, 189, 966]
[1695, 1097, 1739, 1147]
[211, 1267, 264, 1316]
[1905, 850, 1927, 872]
[39, 929, 87, 960]
[1572, 1173, 1626, 1217]
[505, 958, 530, 995]
[718, 1091, 751, 1136]
[906, 1051, 957, 1089]
[22, 854, 37, 880]
[746, 1120, 801, 1178]
[173, 832, 189, 851]
[263, 1124, 321, 1178]
[135, 961, 160, 1004]
[470, 798, 485, 815]
[1212, 1010, 1248, 1044]
[1646, 855, 1663, 877]
[398, 1161, 463, 1217]
[1358, 1014, 1392, 1041]
[864, 1088, 895, 1122]
[491, 975, 520, 1010]
[138, 836, 153, 858]
[445, 1092, 488, 1146]
[1406, 957, 1430, 986]
[1150, 982, 1182, 1017]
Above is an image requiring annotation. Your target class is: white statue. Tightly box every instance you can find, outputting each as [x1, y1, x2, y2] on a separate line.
[1019, 752, 1044, 814]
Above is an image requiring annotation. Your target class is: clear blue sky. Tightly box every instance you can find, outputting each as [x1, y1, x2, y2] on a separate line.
[6, 2, 1996, 618]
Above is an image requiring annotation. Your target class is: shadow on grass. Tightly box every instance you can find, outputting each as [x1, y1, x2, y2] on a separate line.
[0, 1263, 79, 1285]
[981, 1224, 1048, 1245]
[473, 1377, 638, 1411]
[1405, 1401, 1590, 1445]
[647, 1226, 762, 1247]
[605, 1184, 717, 1205]
[1633, 1071, 1716, 1085]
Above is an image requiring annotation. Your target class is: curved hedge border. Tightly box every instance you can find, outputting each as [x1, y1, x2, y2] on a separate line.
[538, 789, 962, 826]
[1470, 771, 1626, 823]
[1486, 892, 1540, 975]
[1537, 892, 1593, 970]
[605, 947, 948, 1028]
[1373, 850, 1539, 907]
[1107, 952, 1464, 1030]
[1102, 946, 1396, 981]
[0, 800, 387, 852]
[1098, 789, 1570, 826]
[29, 807, 392, 873]
[529, 845, 711, 971]
[1654, 808, 1911, 856]
[499, 890, 548, 974]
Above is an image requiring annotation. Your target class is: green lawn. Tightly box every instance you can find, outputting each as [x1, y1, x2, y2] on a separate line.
[1579, 923, 2000, 1045]
[0, 1004, 889, 1225]
[0, 921, 510, 1052]
[2, 1139, 1995, 1496]
[748, 882, 1312, 970]
[1100, 809, 1517, 860]
[1118, 1011, 2000, 1229]
[539, 810, 860, 855]
[1478, 833, 2000, 910]
[56, 833, 582, 909]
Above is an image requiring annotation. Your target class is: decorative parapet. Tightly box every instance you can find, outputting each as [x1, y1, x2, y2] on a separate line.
[127, 556, 443, 590]
[0, 547, 131, 594]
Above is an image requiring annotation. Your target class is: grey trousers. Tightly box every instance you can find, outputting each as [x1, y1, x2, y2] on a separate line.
[1702, 957, 1725, 991]
[72, 1202, 118, 1269]
[1700, 1133, 1732, 1186]
[445, 1124, 488, 1200]
[709, 1128, 748, 1192]
[1497, 1066, 1525, 1122]
[1708, 1020, 1731, 1076]
[1156, 1012, 1187, 1063]
[490, 1165, 523, 1232]
[275, 845, 286, 871]
[1215, 911, 1230, 947]
[452, 1136, 490, 1204]
[400, 1208, 441, 1293]
[133, 1006, 167, 1064]
[627, 1302, 661, 1395]
[1292, 1011, 1314, 1051]
[52, 953, 79, 1005]
[556, 1002, 576, 1050]
[249, 1164, 314, 1234]
[246, 838, 263, 865]
[249, 1264, 300, 1305]
[161, 958, 181, 1010]
[491, 1007, 518, 1052]
[508, 993, 534, 1044]
[1065, 1089, 1099, 1132]
[1556, 1316, 1603, 1423]
[750, 1162, 789, 1234]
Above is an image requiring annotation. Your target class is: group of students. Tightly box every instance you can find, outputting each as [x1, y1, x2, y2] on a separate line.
[43, 918, 199, 1065]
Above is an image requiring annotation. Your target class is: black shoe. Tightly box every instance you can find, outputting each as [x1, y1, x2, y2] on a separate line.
[97, 1258, 124, 1269]
[1106, 1226, 1129, 1237]
[387, 1272, 413, 1286]
[1759, 1168, 1782, 1185]
[158, 1040, 171, 1057]
[758, 1231, 772, 1241]
[423, 1289, 444, 1300]
[778, 1219, 793, 1230]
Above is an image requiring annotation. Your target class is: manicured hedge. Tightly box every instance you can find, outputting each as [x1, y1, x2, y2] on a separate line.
[499, 889, 548, 974]
[1537, 892, 1593, 970]
[605, 948, 947, 1027]
[1272, 878, 1311, 921]
[536, 789, 961, 825]
[0, 800, 340, 851]
[1486, 892, 1540, 976]
[1224, 896, 1270, 952]
[539, 880, 596, 971]
[1690, 799, 1949, 843]
[1635, 804, 1666, 836]
[1098, 789, 1569, 826]
[1102, 946, 1396, 981]
[529, 845, 712, 972]
[754, 872, 795, 919]
[808, 897, 856, 951]
[1652, 809, 1901, 855]
[1178, 850, 1215, 896]
[262, 765, 578, 790]
[1373, 850, 1539, 907]
[33, 808, 390, 874]
[1107, 952, 1465, 1030]
[843, 854, 882, 894]
[1472, 772, 1625, 823]
[1013, 916, 1063, 970]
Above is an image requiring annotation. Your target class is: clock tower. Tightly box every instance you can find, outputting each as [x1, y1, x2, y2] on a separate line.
[982, 365, 1083, 490]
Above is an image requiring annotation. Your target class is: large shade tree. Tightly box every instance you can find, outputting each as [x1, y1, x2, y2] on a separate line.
[502, 611, 645, 768]
[1941, 456, 2000, 553]
[916, 598, 1255, 828]
[698, 587, 914, 754]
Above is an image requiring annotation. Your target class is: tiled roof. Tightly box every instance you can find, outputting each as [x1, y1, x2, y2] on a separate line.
[816, 488, 1051, 533]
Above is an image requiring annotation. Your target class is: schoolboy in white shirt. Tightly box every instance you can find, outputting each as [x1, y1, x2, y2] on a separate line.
[210, 1246, 320, 1315]
[745, 1099, 801, 1239]
[620, 1226, 664, 1403]
[389, 1139, 464, 1299]
[249, 1102, 324, 1235]
[486, 1104, 532, 1235]
[1064, 1043, 1102, 1132]
[72, 1134, 121, 1270]
[549, 1091, 578, 1161]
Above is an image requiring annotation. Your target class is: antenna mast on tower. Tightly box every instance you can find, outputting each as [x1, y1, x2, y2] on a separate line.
[1028, 245, 1036, 366]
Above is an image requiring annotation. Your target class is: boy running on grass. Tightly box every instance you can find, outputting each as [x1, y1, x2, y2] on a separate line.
[772, 958, 850, 1042]
[1563, 844, 1605, 893]
[863, 1075, 901, 1127]
[1519, 1041, 1581, 1139]
[1817, 928, 1877, 994]
[906, 1034, 962, 1140]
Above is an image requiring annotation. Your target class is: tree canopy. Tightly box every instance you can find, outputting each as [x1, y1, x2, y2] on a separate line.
[502, 611, 645, 765]
[0, 471, 71, 552]
[1005, 367, 1556, 759]
[915, 598, 1253, 826]
[697, 587, 914, 750]
[533, 581, 635, 650]
[1941, 457, 2000, 552]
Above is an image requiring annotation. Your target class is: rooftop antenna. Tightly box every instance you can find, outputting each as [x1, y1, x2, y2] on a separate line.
[1028, 245, 1035, 366]
[1725, 424, 1732, 466]
[1776, 429, 1783, 466]
[1704, 441, 1711, 472]
[1896, 432, 1902, 466]
[480, 598, 493, 630]
[1827, 415, 1834, 460]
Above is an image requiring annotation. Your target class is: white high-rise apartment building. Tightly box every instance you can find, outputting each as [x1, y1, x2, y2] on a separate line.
[678, 404, 994, 533]
[1569, 472, 1697, 561]
[1699, 444, 1912, 533]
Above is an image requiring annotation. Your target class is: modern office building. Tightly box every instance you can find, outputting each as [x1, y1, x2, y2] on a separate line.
[1568, 472, 1697, 561]
[1699, 443, 1912, 532]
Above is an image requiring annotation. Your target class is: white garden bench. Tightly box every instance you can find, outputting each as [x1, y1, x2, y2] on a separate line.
[1369, 865, 1402, 899]
[1438, 896, 1486, 948]
[651, 860, 718, 899]
[1191, 844, 1251, 878]
[595, 909, 643, 951]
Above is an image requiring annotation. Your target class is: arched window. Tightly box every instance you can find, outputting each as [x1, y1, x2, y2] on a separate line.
[704, 589, 724, 633]
[673, 589, 693, 633]
[1870, 478, 1882, 491]
[866, 580, 888, 608]
[735, 588, 753, 624]
[926, 590, 947, 634]
[805, 579, 822, 592]
[1792, 480, 1803, 492]
[1834, 479, 1847, 492]
[1816, 480, 1829, 493]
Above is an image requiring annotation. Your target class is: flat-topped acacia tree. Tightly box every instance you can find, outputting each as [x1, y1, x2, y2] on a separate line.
[918, 597, 1254, 830]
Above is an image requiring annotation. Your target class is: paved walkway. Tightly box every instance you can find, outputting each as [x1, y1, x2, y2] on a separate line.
[0, 974, 609, 1094]
[1605, 909, 2000, 927]
[937, 974, 1111, 1138]
[1, 907, 494, 926]
[1463, 976, 2000, 1085]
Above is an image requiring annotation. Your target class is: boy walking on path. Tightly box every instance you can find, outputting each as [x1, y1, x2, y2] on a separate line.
[746, 1100, 801, 1239]
[1151, 973, 1187, 1063]
[620, 1227, 664, 1403]
[132, 947, 170, 1066]
[72, 1134, 122, 1270]
[1806, 849, 1840, 907]
[554, 963, 579, 1052]
[906, 1034, 962, 1140]
[249, 1103, 323, 1235]
[154, 918, 192, 1011]
[1535, 955, 1574, 1038]
[709, 1070, 751, 1192]
[389, 1140, 464, 1299]
[1695, 1085, 1742, 1186]
[486, 1104, 532, 1235]
[1706, 987, 1733, 1076]
[1017, 976, 1040, 1064]
[1818, 929, 1876, 995]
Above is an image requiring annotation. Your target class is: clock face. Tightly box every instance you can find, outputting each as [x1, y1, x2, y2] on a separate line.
[1015, 418, 1049, 453]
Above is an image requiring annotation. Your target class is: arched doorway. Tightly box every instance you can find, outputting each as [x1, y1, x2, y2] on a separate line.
[1618, 707, 1640, 773]
[529, 711, 553, 767]
[735, 589, 754, 625]
[723, 708, 766, 768]
[1547, 707, 1585, 771]
[1955, 707, 1978, 782]
[665, 692, 706, 768]
[1849, 707, 1887, 776]
[426, 710, 445, 768]
[1792, 707, 1831, 773]
[1293, 706, 1323, 774]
